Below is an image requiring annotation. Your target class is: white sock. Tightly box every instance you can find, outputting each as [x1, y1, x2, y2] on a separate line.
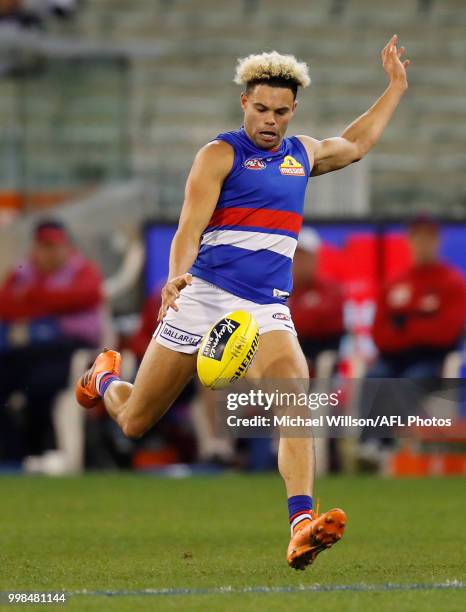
[95, 371, 111, 395]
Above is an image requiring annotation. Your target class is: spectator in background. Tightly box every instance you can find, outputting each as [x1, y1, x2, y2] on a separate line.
[0, 219, 105, 460]
[359, 215, 466, 470]
[370, 215, 466, 378]
[289, 228, 345, 375]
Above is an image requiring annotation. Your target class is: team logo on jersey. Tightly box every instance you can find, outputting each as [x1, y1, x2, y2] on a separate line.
[244, 158, 267, 170]
[279, 155, 305, 176]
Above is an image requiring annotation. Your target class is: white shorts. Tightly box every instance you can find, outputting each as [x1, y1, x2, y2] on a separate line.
[154, 276, 296, 354]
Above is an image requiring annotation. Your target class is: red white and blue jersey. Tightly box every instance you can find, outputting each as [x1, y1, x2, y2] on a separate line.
[190, 127, 311, 304]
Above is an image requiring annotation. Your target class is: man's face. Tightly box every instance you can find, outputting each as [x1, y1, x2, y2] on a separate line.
[31, 240, 70, 274]
[408, 225, 440, 265]
[241, 84, 297, 150]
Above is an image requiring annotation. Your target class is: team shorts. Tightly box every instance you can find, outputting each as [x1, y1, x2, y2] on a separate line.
[154, 276, 296, 354]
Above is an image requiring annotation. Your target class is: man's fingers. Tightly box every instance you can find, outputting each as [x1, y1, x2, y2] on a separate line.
[158, 273, 191, 320]
[387, 45, 395, 58]
[157, 306, 166, 322]
[164, 296, 179, 312]
[385, 34, 397, 48]
[397, 46, 405, 57]
[172, 273, 192, 290]
[382, 34, 398, 57]
[157, 295, 180, 320]
[403, 59, 411, 68]
[179, 272, 193, 288]
[166, 286, 180, 299]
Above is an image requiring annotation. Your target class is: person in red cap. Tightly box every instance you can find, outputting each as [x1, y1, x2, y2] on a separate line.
[0, 220, 105, 461]
[370, 215, 466, 378]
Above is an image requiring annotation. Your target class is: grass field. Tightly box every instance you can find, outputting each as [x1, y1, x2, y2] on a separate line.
[0, 474, 465, 611]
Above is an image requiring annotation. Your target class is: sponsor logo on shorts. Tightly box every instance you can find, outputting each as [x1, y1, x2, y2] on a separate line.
[244, 158, 267, 170]
[272, 312, 291, 321]
[279, 155, 306, 176]
[202, 317, 240, 361]
[160, 323, 202, 346]
[230, 332, 260, 383]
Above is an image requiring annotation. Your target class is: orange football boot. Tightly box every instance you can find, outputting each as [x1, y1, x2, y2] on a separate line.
[75, 349, 121, 409]
[287, 507, 346, 570]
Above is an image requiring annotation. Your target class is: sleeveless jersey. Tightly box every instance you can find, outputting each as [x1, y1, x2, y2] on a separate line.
[190, 127, 311, 304]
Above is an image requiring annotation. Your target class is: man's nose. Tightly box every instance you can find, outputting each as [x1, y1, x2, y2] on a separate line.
[265, 113, 276, 125]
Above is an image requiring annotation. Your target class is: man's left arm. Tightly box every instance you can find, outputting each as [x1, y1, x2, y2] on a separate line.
[299, 35, 410, 177]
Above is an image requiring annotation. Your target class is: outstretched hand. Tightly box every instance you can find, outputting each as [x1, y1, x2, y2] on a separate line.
[382, 34, 410, 89]
[157, 272, 193, 322]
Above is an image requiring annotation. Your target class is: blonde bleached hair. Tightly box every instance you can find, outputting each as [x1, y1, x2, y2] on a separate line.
[234, 51, 311, 89]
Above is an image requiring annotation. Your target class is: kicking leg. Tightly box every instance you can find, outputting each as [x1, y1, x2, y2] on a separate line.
[77, 340, 197, 439]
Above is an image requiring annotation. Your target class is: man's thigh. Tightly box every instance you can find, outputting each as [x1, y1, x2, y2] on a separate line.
[248, 331, 312, 437]
[247, 330, 309, 381]
[124, 338, 198, 428]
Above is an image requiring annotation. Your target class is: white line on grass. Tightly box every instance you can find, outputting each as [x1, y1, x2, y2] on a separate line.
[70, 581, 465, 597]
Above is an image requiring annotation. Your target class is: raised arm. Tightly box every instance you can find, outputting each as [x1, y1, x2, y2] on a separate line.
[299, 35, 410, 177]
[157, 140, 233, 321]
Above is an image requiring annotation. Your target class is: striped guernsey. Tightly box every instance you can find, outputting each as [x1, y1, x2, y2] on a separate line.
[190, 127, 311, 304]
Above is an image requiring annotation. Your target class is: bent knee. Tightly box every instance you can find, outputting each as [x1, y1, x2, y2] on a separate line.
[121, 417, 147, 440]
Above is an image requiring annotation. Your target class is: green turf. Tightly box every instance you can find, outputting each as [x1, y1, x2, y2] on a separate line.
[0, 474, 465, 611]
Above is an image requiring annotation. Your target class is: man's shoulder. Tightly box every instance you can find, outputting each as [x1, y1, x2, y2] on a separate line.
[194, 139, 234, 176]
[203, 139, 234, 153]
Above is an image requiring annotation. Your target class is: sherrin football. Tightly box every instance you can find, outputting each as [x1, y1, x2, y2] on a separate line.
[197, 310, 260, 389]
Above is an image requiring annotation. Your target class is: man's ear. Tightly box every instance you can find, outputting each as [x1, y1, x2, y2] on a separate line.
[240, 92, 248, 111]
[292, 99, 298, 114]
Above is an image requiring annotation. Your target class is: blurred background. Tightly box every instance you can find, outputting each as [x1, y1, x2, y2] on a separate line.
[0, 0, 465, 477]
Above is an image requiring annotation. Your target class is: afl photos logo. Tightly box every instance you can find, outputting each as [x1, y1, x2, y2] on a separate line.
[279, 155, 306, 176]
[244, 158, 267, 170]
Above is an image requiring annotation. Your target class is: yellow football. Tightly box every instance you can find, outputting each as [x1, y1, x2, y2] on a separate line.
[197, 310, 260, 389]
